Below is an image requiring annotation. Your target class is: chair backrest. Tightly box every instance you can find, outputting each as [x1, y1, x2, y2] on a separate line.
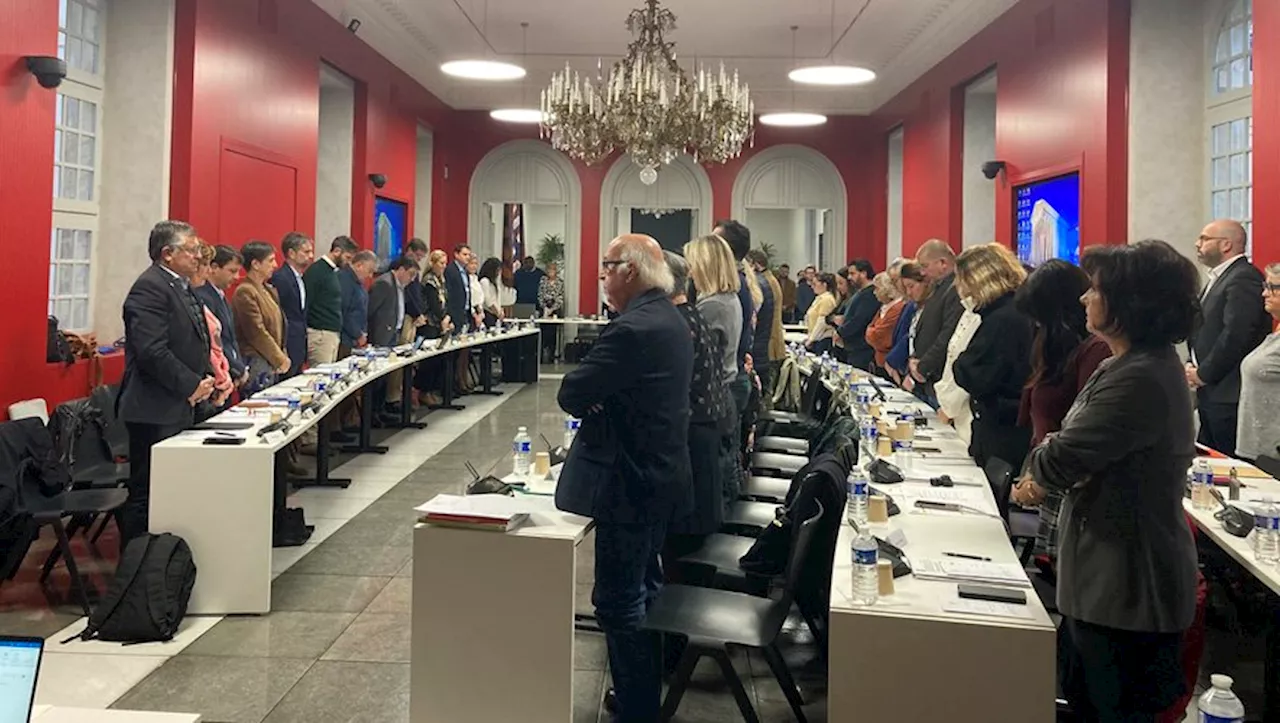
[983, 457, 1015, 523]
[781, 456, 847, 618]
[88, 385, 127, 460]
[777, 500, 824, 611]
[7, 400, 48, 426]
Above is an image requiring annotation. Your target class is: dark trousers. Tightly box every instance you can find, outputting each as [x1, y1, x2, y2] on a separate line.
[757, 359, 778, 405]
[593, 521, 666, 722]
[121, 420, 187, 551]
[1058, 617, 1184, 723]
[1196, 399, 1239, 456]
[730, 372, 752, 463]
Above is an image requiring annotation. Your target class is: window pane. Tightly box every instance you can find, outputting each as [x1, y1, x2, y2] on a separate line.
[1232, 24, 1246, 55]
[55, 95, 64, 125]
[1213, 157, 1229, 188]
[59, 167, 76, 199]
[55, 299, 72, 323]
[77, 169, 93, 200]
[1247, 187, 1254, 219]
[1248, 151, 1253, 182]
[56, 267, 73, 295]
[80, 100, 95, 132]
[1231, 154, 1247, 185]
[82, 6, 98, 41]
[64, 97, 79, 128]
[53, 130, 63, 165]
[59, 0, 67, 28]
[1231, 119, 1249, 151]
[84, 42, 98, 75]
[66, 37, 81, 70]
[67, 0, 81, 34]
[57, 229, 75, 259]
[1213, 191, 1229, 219]
[1232, 58, 1247, 89]
[1217, 67, 1231, 93]
[1216, 34, 1229, 63]
[78, 135, 94, 167]
[71, 299, 88, 330]
[1231, 189, 1246, 219]
[72, 264, 90, 294]
[1214, 123, 1230, 154]
[61, 131, 78, 163]
[57, 31, 67, 62]
[74, 229, 91, 260]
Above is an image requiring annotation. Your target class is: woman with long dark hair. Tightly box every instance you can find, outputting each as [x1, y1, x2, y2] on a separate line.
[1016, 240, 1200, 722]
[1014, 259, 1112, 561]
[477, 257, 504, 326]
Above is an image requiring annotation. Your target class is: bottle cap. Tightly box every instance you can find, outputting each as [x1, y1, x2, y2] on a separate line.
[1210, 673, 1234, 689]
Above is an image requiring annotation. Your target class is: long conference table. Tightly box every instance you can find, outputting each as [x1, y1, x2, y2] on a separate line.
[149, 325, 539, 615]
[408, 349, 1056, 723]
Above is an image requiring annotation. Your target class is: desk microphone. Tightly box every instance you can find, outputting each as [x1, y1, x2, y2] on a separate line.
[541, 433, 568, 466]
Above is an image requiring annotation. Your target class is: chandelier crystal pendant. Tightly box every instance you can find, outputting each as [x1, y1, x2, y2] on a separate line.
[540, 0, 754, 185]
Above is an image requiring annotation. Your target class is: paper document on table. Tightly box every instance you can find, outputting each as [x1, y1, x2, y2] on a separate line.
[902, 486, 998, 516]
[417, 494, 533, 531]
[913, 558, 1031, 588]
[943, 598, 1034, 620]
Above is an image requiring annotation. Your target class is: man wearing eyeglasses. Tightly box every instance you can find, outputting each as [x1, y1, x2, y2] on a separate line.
[556, 234, 693, 723]
[117, 220, 216, 549]
[1187, 220, 1270, 456]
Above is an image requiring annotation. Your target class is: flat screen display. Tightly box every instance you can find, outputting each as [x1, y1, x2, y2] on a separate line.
[0, 637, 42, 723]
[373, 196, 408, 261]
[1014, 172, 1080, 266]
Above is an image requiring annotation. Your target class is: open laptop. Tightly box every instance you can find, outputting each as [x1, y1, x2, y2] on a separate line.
[0, 636, 43, 723]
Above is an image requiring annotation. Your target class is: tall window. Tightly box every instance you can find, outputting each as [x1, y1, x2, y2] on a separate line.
[51, 0, 105, 331]
[1207, 0, 1253, 251]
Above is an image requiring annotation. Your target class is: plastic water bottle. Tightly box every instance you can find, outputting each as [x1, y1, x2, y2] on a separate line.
[1192, 458, 1214, 510]
[846, 470, 869, 527]
[894, 437, 915, 473]
[1198, 673, 1245, 722]
[855, 387, 871, 416]
[851, 528, 879, 605]
[1254, 497, 1280, 564]
[512, 426, 532, 479]
[860, 416, 879, 460]
[563, 415, 580, 448]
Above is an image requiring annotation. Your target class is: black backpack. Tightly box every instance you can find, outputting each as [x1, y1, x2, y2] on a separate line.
[46, 316, 73, 365]
[68, 533, 196, 644]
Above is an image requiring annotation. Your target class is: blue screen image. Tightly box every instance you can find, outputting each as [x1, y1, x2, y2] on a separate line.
[1014, 172, 1080, 266]
[373, 196, 408, 261]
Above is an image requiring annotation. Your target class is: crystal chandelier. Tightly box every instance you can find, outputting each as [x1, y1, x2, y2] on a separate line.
[639, 208, 681, 218]
[540, 0, 754, 185]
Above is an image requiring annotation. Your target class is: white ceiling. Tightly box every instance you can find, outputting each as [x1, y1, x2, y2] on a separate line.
[311, 0, 1019, 115]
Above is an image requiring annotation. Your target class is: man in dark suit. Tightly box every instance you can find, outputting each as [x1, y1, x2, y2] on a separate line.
[909, 239, 964, 402]
[368, 256, 421, 347]
[836, 258, 882, 370]
[193, 244, 246, 389]
[269, 232, 314, 377]
[1187, 220, 1271, 454]
[118, 221, 216, 547]
[338, 250, 378, 357]
[556, 234, 693, 722]
[443, 243, 475, 332]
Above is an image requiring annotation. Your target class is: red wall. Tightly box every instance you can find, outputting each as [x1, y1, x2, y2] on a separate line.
[170, 0, 450, 251]
[864, 0, 1131, 258]
[1254, 0, 1280, 268]
[0, 0, 125, 415]
[432, 113, 883, 312]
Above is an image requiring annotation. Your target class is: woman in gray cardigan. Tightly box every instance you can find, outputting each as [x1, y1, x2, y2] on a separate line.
[1237, 262, 1280, 461]
[1013, 240, 1200, 722]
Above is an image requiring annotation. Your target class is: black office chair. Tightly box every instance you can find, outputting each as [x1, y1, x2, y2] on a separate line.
[644, 501, 824, 723]
[982, 457, 1037, 566]
[730, 432, 855, 531]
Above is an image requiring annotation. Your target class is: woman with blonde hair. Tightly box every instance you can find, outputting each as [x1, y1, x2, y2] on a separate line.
[684, 235, 743, 388]
[951, 243, 1033, 467]
[864, 272, 905, 375]
[804, 272, 839, 354]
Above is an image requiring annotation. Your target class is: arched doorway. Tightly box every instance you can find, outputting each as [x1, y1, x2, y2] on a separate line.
[731, 144, 849, 271]
[600, 154, 714, 257]
[468, 139, 582, 314]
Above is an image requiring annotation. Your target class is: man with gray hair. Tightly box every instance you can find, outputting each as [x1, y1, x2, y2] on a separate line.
[1187, 219, 1270, 453]
[909, 239, 963, 400]
[556, 234, 693, 722]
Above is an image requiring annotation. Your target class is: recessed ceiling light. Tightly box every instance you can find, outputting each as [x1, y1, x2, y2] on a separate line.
[490, 108, 544, 124]
[759, 112, 828, 127]
[440, 60, 526, 81]
[788, 65, 876, 86]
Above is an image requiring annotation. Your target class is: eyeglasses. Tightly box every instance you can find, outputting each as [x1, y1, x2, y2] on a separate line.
[1197, 235, 1229, 243]
[601, 260, 627, 271]
[1265, 283, 1280, 294]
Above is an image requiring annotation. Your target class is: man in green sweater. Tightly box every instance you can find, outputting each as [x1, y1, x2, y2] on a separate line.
[304, 236, 358, 367]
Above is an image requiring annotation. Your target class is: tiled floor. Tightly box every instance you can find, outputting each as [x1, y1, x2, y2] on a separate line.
[15, 380, 828, 722]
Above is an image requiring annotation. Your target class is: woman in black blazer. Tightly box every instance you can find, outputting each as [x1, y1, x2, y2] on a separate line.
[414, 250, 454, 405]
[951, 243, 1033, 469]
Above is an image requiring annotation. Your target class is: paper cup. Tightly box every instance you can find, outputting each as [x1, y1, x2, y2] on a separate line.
[868, 496, 889, 523]
[534, 451, 552, 476]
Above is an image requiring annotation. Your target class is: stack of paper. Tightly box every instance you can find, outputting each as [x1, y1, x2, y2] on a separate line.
[913, 558, 1031, 588]
[416, 494, 531, 532]
[900, 486, 999, 517]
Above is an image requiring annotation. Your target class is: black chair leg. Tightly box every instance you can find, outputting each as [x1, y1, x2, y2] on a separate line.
[711, 647, 759, 723]
[659, 646, 700, 722]
[89, 511, 116, 545]
[51, 519, 92, 617]
[761, 643, 808, 722]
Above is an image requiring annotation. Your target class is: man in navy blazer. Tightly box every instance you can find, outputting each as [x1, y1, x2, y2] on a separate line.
[270, 232, 314, 377]
[835, 258, 882, 371]
[192, 244, 246, 386]
[443, 243, 475, 333]
[556, 234, 693, 722]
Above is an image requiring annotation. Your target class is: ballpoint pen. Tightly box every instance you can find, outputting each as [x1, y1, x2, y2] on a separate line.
[942, 551, 992, 562]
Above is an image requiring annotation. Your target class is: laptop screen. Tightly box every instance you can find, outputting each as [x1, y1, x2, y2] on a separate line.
[0, 637, 42, 723]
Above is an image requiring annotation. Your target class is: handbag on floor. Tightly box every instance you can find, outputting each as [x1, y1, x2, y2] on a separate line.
[65, 532, 196, 644]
